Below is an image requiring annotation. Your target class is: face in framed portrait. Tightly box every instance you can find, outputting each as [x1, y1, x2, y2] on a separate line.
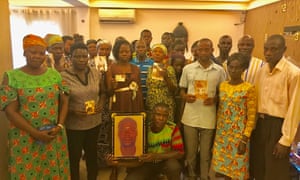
[112, 112, 146, 159]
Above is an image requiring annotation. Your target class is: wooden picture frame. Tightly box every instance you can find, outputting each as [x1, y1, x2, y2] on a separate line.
[111, 112, 146, 159]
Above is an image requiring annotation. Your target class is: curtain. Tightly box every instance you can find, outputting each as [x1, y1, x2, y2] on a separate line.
[9, 7, 77, 68]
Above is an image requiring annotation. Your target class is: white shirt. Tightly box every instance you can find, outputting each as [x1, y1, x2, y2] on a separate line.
[179, 61, 226, 129]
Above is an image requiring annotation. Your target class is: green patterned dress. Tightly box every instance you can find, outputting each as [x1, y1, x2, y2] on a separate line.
[0, 68, 70, 180]
[146, 65, 177, 122]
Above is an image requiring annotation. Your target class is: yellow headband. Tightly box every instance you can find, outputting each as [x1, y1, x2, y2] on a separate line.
[151, 43, 167, 55]
[44, 34, 63, 47]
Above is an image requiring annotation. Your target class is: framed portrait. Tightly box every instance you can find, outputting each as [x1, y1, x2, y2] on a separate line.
[111, 112, 146, 159]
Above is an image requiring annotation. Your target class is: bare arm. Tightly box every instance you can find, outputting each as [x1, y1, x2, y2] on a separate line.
[2, 74, 55, 143]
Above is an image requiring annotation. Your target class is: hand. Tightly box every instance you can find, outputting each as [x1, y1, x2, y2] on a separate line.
[105, 154, 119, 166]
[237, 141, 247, 155]
[203, 97, 215, 106]
[48, 126, 62, 136]
[32, 129, 56, 144]
[273, 143, 290, 159]
[185, 94, 196, 103]
[139, 153, 156, 162]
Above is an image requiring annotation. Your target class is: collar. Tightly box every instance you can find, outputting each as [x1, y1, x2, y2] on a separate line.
[268, 56, 286, 73]
[195, 60, 219, 71]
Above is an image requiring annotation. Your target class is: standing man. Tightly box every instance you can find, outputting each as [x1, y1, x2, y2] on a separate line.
[180, 38, 226, 180]
[131, 40, 154, 105]
[140, 29, 153, 57]
[251, 34, 300, 180]
[215, 35, 232, 66]
[238, 35, 264, 84]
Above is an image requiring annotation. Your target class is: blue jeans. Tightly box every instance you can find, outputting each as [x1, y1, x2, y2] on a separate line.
[184, 125, 215, 180]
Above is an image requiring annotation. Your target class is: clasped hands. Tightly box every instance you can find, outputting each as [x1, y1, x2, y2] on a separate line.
[32, 125, 63, 144]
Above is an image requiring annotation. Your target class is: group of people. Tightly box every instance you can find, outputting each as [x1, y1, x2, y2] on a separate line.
[0, 28, 299, 180]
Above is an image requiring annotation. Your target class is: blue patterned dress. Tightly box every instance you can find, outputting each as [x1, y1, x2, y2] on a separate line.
[212, 81, 256, 179]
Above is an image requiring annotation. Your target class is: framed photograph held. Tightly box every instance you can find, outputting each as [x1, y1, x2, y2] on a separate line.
[111, 112, 146, 159]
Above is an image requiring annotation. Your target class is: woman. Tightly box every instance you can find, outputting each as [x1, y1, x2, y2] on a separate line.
[106, 39, 144, 113]
[61, 43, 105, 180]
[146, 44, 177, 122]
[212, 52, 257, 180]
[0, 34, 70, 179]
[106, 39, 144, 180]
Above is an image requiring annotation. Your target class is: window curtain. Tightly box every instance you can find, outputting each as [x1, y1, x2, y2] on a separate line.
[9, 7, 77, 68]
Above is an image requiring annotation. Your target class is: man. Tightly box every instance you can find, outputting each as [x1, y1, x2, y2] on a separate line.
[107, 103, 184, 180]
[161, 32, 174, 55]
[131, 40, 154, 105]
[215, 35, 232, 66]
[180, 38, 226, 180]
[251, 34, 300, 180]
[140, 29, 153, 57]
[238, 35, 264, 84]
[118, 118, 138, 156]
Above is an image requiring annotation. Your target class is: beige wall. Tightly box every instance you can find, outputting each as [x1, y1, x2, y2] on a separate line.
[0, 0, 11, 179]
[89, 9, 245, 56]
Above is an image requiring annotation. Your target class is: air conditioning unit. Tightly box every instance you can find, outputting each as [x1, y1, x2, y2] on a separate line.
[98, 9, 136, 24]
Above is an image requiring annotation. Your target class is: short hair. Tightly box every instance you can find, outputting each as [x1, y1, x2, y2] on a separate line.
[227, 52, 250, 70]
[161, 32, 169, 38]
[70, 43, 88, 57]
[238, 35, 254, 46]
[171, 39, 185, 50]
[153, 102, 170, 112]
[219, 35, 232, 43]
[170, 54, 186, 65]
[191, 40, 200, 49]
[62, 35, 74, 43]
[140, 29, 152, 37]
[112, 39, 132, 60]
[198, 38, 213, 48]
[86, 39, 97, 46]
[267, 34, 286, 47]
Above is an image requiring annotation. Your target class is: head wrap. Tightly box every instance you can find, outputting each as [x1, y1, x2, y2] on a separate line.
[23, 34, 47, 50]
[44, 34, 63, 47]
[151, 43, 167, 56]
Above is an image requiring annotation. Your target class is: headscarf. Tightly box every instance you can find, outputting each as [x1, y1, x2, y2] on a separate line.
[44, 34, 63, 47]
[151, 43, 167, 56]
[23, 34, 47, 50]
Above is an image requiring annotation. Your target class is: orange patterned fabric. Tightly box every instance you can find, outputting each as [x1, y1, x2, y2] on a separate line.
[23, 34, 47, 50]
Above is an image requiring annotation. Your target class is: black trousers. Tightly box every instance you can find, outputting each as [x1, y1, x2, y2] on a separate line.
[250, 115, 291, 180]
[66, 125, 100, 180]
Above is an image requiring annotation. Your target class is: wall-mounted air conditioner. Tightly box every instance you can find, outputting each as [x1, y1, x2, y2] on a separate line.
[98, 9, 136, 24]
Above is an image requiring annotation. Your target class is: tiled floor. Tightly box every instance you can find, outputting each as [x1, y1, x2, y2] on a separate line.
[79, 159, 222, 180]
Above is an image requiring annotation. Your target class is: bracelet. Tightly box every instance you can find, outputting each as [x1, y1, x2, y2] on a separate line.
[240, 140, 247, 144]
[57, 123, 64, 129]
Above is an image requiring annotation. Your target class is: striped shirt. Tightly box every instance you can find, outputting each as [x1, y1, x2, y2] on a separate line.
[131, 57, 154, 100]
[243, 56, 264, 84]
[148, 121, 184, 154]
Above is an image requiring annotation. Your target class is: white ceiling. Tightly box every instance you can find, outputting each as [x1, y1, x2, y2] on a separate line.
[9, 0, 280, 10]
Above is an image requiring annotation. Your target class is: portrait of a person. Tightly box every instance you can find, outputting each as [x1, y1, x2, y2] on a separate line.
[118, 118, 138, 156]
